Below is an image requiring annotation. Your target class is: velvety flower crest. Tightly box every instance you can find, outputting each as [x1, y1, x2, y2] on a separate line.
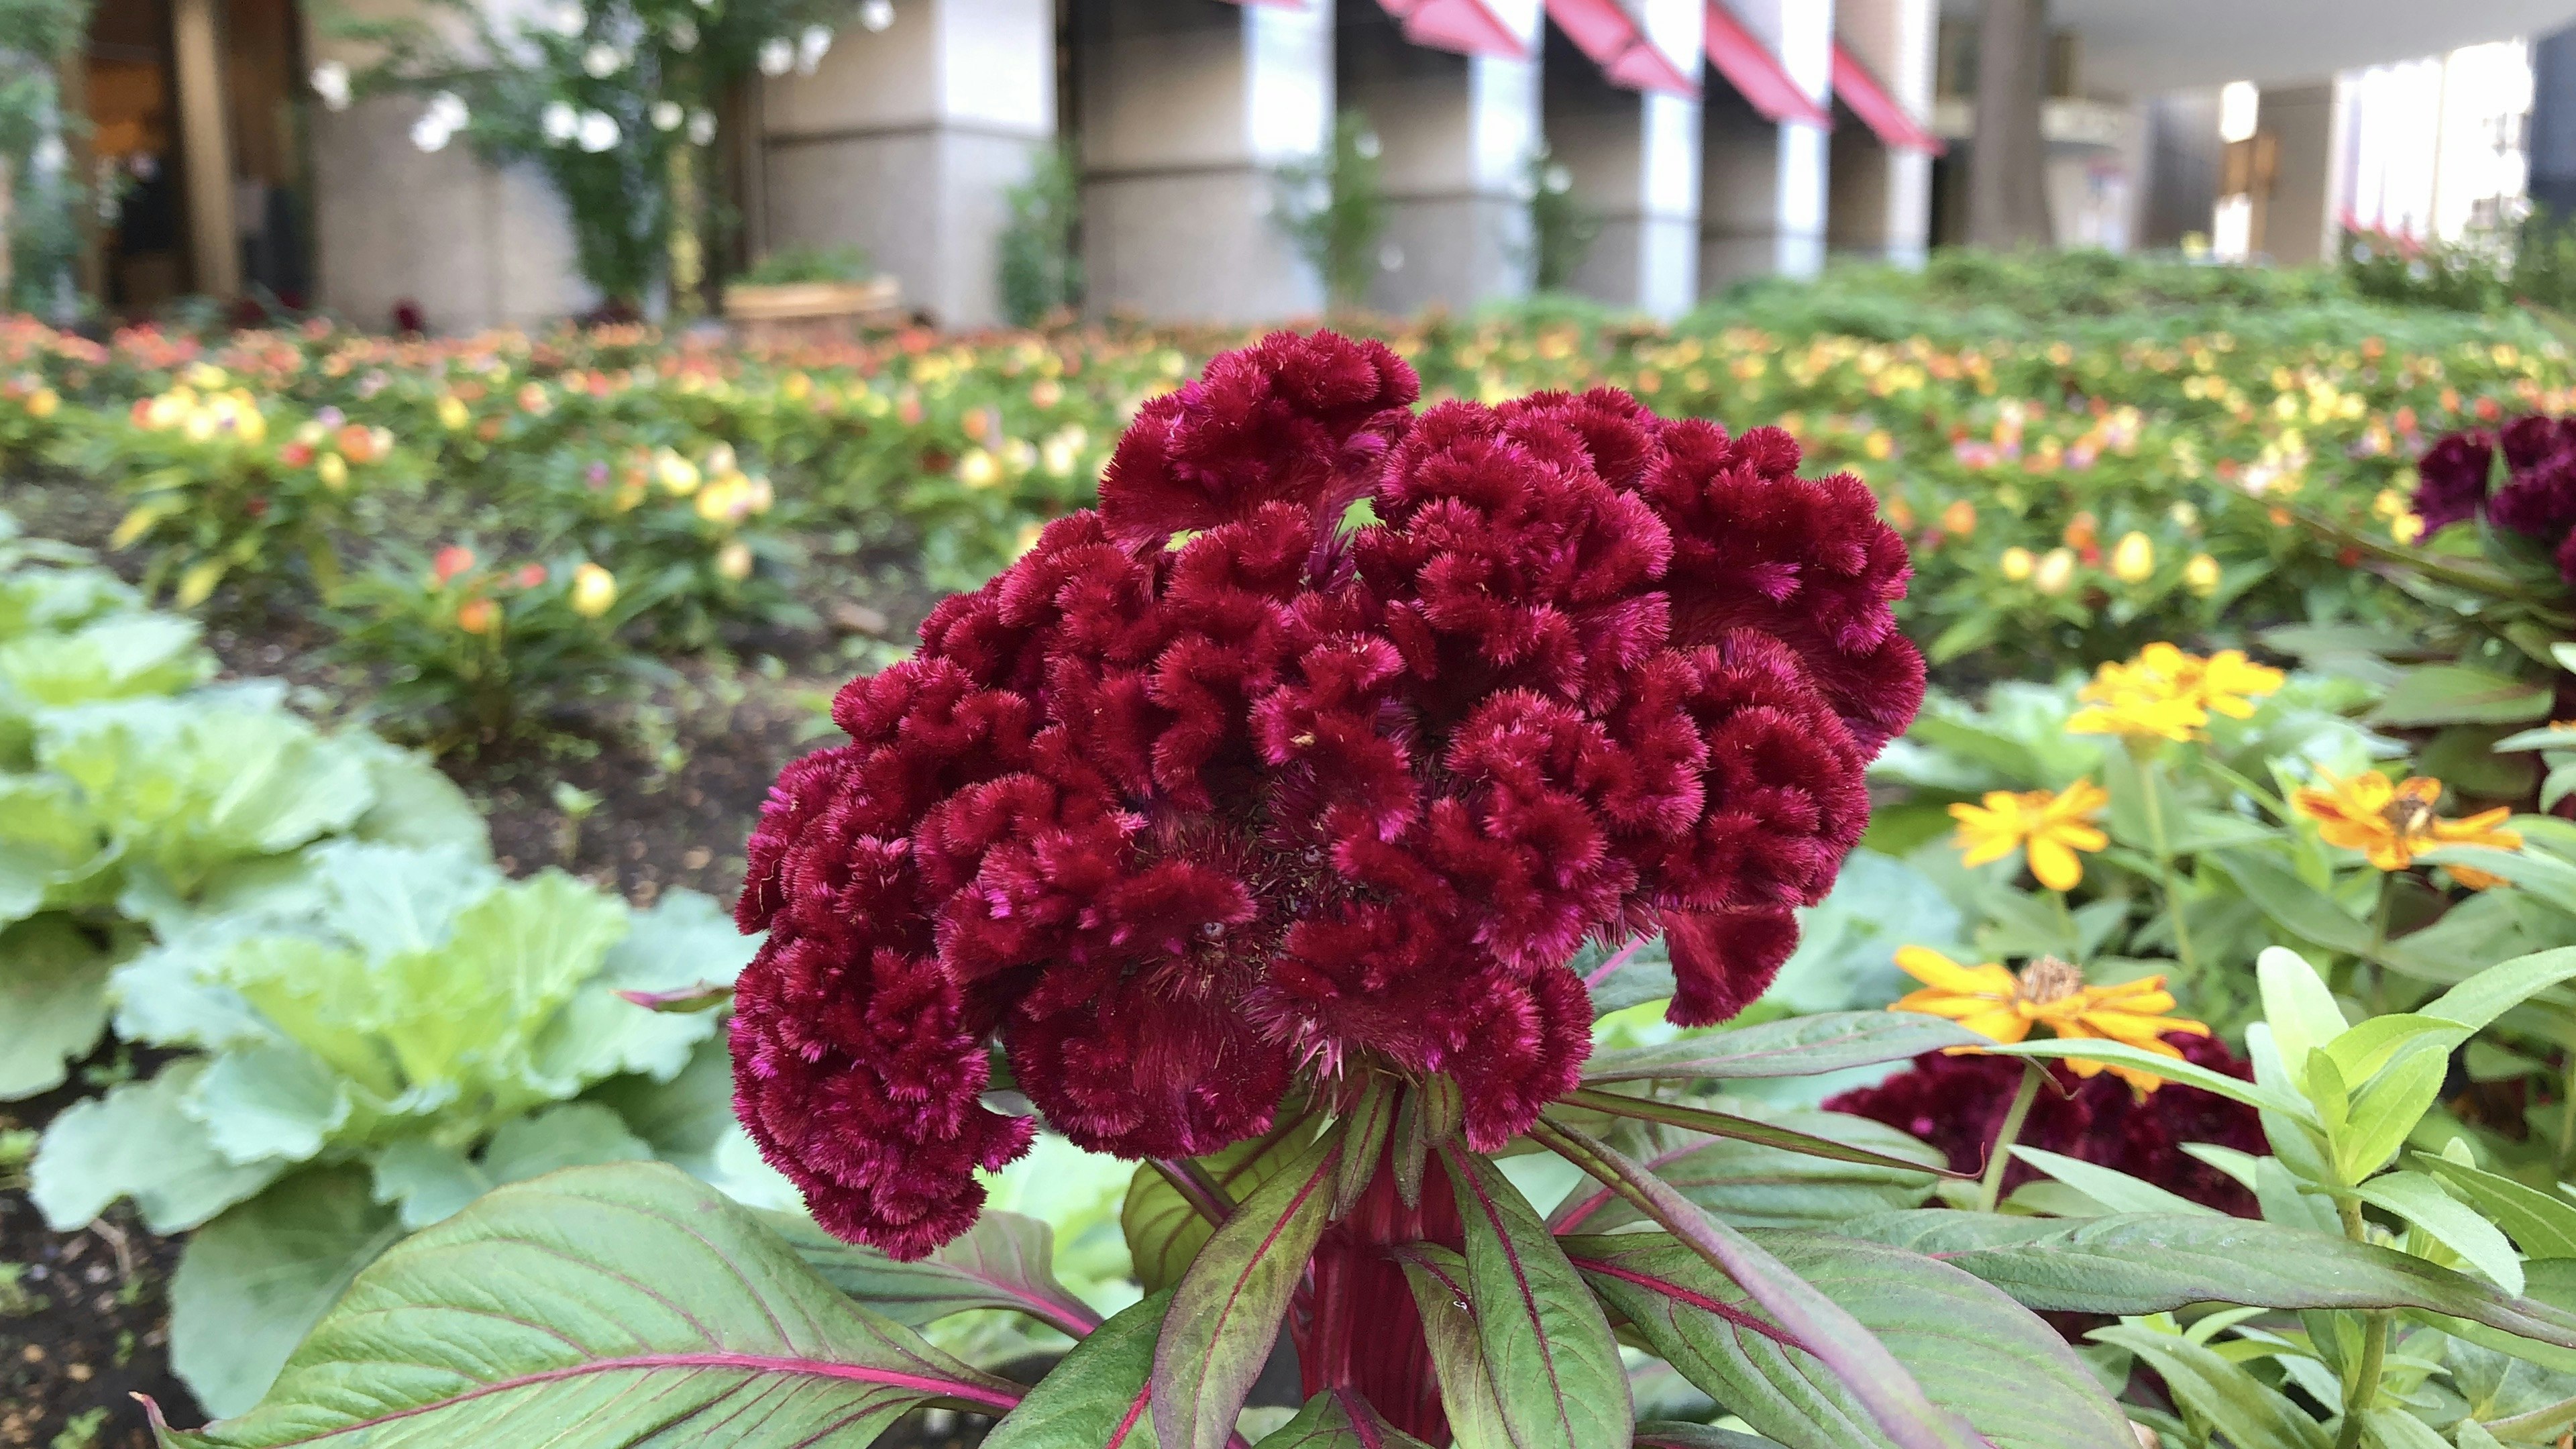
[730, 330, 1923, 1256]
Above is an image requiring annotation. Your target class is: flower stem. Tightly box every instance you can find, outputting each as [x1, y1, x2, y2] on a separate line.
[2332, 1196, 2389, 1449]
[2134, 746, 2202, 983]
[1150, 1157, 1233, 1226]
[1978, 1063, 2047, 1213]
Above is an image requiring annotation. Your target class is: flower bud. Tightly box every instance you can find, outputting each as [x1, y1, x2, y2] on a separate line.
[455, 596, 496, 634]
[2110, 531, 2155, 583]
[317, 452, 349, 490]
[570, 561, 618, 617]
[2184, 553, 2221, 596]
[716, 540, 753, 580]
[2033, 546, 2077, 596]
[1998, 546, 2035, 582]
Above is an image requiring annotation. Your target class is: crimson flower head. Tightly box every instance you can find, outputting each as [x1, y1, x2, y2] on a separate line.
[730, 331, 1925, 1257]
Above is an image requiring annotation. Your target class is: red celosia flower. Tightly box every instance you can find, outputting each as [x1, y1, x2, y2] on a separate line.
[1825, 1031, 2265, 1215]
[731, 330, 1925, 1256]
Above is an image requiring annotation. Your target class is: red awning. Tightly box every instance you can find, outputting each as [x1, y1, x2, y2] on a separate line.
[1545, 0, 1695, 95]
[1831, 41, 1944, 153]
[1379, 0, 1527, 58]
[1701, 0, 1826, 125]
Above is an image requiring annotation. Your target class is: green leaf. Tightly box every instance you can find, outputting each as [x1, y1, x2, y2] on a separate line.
[1443, 1147, 1632, 1449]
[2210, 853, 2377, 958]
[0, 612, 209, 708]
[0, 914, 113, 1099]
[2418, 1156, 2576, 1260]
[2341, 1039, 2451, 1181]
[1124, 1117, 1311, 1295]
[2366, 666, 2555, 727]
[1578, 935, 1676, 1016]
[32, 1061, 290, 1232]
[184, 1041, 352, 1166]
[1534, 1119, 1979, 1449]
[168, 1167, 405, 1418]
[1630, 1424, 1780, 1449]
[2260, 946, 2349, 1084]
[2009, 1146, 2224, 1217]
[1394, 1244, 1516, 1449]
[1334, 1077, 1399, 1218]
[1256, 1391, 1437, 1449]
[343, 734, 488, 855]
[2421, 948, 2576, 1035]
[0, 775, 109, 927]
[2354, 1171, 2526, 1295]
[1150, 1125, 1341, 1449]
[2086, 1325, 2330, 1449]
[154, 1161, 1022, 1448]
[769, 1207, 1103, 1337]
[1982, 1038, 2317, 1121]
[981, 1291, 1167, 1449]
[1839, 1212, 2576, 1350]
[1581, 1013, 1985, 1085]
[1563, 1089, 1964, 1179]
[1570, 1230, 2136, 1449]
[1548, 1106, 1941, 1234]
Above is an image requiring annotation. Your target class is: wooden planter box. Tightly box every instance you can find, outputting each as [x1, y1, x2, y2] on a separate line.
[722, 277, 905, 349]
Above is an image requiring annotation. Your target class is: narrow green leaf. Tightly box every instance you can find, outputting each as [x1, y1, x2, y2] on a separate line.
[2009, 1146, 2225, 1218]
[1124, 1116, 1311, 1295]
[1393, 1075, 1461, 1212]
[2208, 853, 2377, 958]
[2087, 1325, 2329, 1449]
[984, 1291, 1168, 1449]
[1840, 1211, 2576, 1350]
[2417, 1156, 2576, 1260]
[2340, 1039, 2450, 1181]
[1631, 1425, 1778, 1449]
[1334, 1078, 1399, 1219]
[2365, 665, 2554, 727]
[2353, 1171, 2526, 1295]
[2320, 1015, 2470, 1087]
[1393, 1244, 1515, 1449]
[1532, 1118, 1980, 1449]
[1562, 1089, 1968, 1179]
[1549, 1109, 1941, 1235]
[2421, 947, 2576, 1034]
[1442, 1146, 1632, 1449]
[1981, 1038, 2317, 1122]
[1255, 1390, 1436, 1449]
[2259, 946, 2347, 1084]
[769, 1207, 1104, 1337]
[1150, 1126, 1342, 1449]
[152, 1162, 1022, 1448]
[1570, 1230, 2136, 1449]
[1580, 1013, 1984, 1085]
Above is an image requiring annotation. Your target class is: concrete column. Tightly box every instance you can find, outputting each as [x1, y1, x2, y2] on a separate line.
[171, 0, 239, 297]
[1542, 4, 1702, 317]
[1699, 0, 1831, 290]
[1078, 0, 1333, 323]
[761, 0, 1055, 328]
[2257, 80, 2338, 264]
[1825, 0, 1933, 266]
[2532, 23, 2576, 219]
[1337, 0, 1541, 312]
[1964, 0, 2048, 246]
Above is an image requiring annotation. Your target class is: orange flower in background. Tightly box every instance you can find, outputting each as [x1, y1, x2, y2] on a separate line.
[1949, 781, 2109, 891]
[1940, 498, 1977, 536]
[455, 596, 497, 635]
[1890, 948, 2210, 1095]
[2292, 768, 2521, 887]
[431, 545, 476, 585]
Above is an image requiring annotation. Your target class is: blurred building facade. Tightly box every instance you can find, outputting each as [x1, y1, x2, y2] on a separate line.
[58, 0, 2576, 329]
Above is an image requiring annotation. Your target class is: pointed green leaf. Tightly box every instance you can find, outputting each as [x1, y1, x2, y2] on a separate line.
[152, 1161, 1022, 1448]
[1630, 1423, 1778, 1449]
[1548, 1108, 1941, 1234]
[983, 1291, 1167, 1449]
[1581, 1013, 1984, 1084]
[1982, 1037, 2317, 1121]
[2366, 666, 2554, 727]
[770, 1206, 1103, 1337]
[1442, 1146, 1632, 1449]
[2421, 948, 2576, 1035]
[1150, 1126, 1341, 1449]
[1392, 1244, 1515, 1449]
[1564, 1088, 1964, 1179]
[1334, 1077, 1399, 1218]
[1256, 1390, 1437, 1449]
[1123, 1117, 1311, 1295]
[2086, 1325, 2329, 1449]
[2418, 1155, 2576, 1261]
[2354, 1171, 2526, 1295]
[1839, 1212, 2576, 1350]
[1573, 1228, 2138, 1449]
[2260, 947, 2347, 1083]
[2009, 1146, 2224, 1218]
[2341, 1038, 2451, 1180]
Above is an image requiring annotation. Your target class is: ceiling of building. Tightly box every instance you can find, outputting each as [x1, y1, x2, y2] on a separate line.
[1939, 0, 2576, 95]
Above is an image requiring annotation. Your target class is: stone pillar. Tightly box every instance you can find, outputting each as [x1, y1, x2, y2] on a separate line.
[1542, 3, 1702, 317]
[171, 0, 239, 297]
[1699, 0, 1831, 290]
[1825, 0, 1933, 266]
[1964, 0, 2048, 246]
[2528, 23, 2576, 219]
[1337, 0, 1541, 312]
[2257, 80, 2338, 264]
[760, 0, 1055, 328]
[1078, 0, 1333, 323]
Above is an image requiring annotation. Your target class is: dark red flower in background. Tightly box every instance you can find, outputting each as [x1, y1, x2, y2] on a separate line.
[731, 330, 1925, 1256]
[2415, 413, 2576, 583]
[1825, 1032, 2265, 1215]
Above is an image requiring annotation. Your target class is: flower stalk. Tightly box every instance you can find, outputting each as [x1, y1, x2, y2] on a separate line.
[1976, 1063, 2047, 1213]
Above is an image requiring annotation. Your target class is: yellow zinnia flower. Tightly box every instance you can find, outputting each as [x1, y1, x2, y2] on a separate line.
[1949, 780, 2109, 892]
[2291, 768, 2521, 888]
[2068, 642, 2283, 742]
[1891, 948, 2210, 1095]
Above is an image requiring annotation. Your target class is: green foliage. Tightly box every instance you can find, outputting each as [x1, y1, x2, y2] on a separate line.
[739, 243, 873, 286]
[1275, 113, 1391, 313]
[0, 0, 91, 314]
[998, 144, 1082, 326]
[1523, 145, 1599, 294]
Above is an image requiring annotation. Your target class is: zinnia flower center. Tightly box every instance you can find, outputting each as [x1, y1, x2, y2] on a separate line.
[2017, 955, 2085, 1006]
[2382, 795, 2436, 840]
